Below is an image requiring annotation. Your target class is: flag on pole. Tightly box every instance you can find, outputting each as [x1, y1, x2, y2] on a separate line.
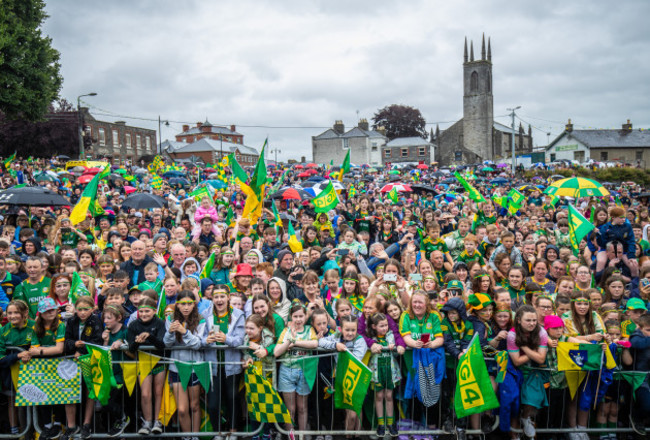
[78, 344, 117, 405]
[287, 221, 303, 253]
[557, 342, 616, 371]
[454, 334, 500, 418]
[388, 187, 399, 204]
[228, 153, 249, 184]
[454, 171, 487, 203]
[245, 366, 292, 424]
[271, 202, 283, 229]
[311, 181, 339, 213]
[3, 152, 16, 169]
[338, 149, 350, 182]
[200, 252, 216, 280]
[240, 141, 266, 224]
[69, 272, 91, 304]
[334, 350, 371, 416]
[70, 165, 110, 225]
[567, 205, 595, 256]
[157, 289, 167, 319]
[151, 173, 163, 189]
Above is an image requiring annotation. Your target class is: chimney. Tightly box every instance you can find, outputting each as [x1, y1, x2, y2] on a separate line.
[358, 118, 369, 131]
[333, 120, 345, 135]
[182, 124, 189, 132]
[565, 119, 573, 132]
[230, 125, 236, 133]
[622, 119, 632, 132]
[196, 122, 203, 128]
[377, 126, 387, 136]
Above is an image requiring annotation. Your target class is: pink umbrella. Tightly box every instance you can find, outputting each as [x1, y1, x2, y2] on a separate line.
[77, 174, 94, 184]
[380, 183, 413, 193]
[416, 164, 428, 170]
[124, 186, 136, 195]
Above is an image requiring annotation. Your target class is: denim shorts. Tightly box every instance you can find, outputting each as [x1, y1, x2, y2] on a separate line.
[169, 371, 201, 387]
[276, 365, 310, 396]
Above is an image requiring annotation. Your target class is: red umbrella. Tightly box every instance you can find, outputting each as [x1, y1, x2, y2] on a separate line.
[282, 188, 302, 200]
[78, 174, 94, 184]
[306, 163, 318, 168]
[306, 168, 318, 175]
[294, 165, 304, 169]
[297, 172, 310, 178]
[124, 185, 136, 194]
[416, 164, 428, 170]
[380, 183, 413, 193]
[84, 167, 102, 175]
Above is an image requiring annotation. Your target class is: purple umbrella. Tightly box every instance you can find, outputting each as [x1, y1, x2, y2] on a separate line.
[496, 163, 508, 168]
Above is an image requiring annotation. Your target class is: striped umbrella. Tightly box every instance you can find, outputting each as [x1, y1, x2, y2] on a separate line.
[544, 177, 610, 198]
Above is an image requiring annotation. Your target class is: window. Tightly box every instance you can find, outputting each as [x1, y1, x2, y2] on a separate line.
[487, 72, 491, 92]
[136, 135, 142, 149]
[419, 147, 426, 156]
[126, 134, 131, 148]
[550, 153, 556, 162]
[146, 136, 151, 151]
[600, 152, 608, 161]
[401, 148, 408, 158]
[343, 138, 349, 150]
[98, 128, 106, 146]
[455, 151, 463, 161]
[636, 150, 643, 161]
[470, 71, 478, 92]
[371, 142, 378, 151]
[384, 149, 391, 158]
[112, 130, 119, 148]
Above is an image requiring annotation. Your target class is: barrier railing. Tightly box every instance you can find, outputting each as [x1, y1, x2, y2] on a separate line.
[3, 345, 644, 438]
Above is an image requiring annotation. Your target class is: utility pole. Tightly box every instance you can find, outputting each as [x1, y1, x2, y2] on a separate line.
[158, 116, 169, 155]
[77, 93, 97, 160]
[507, 106, 521, 174]
[271, 148, 281, 164]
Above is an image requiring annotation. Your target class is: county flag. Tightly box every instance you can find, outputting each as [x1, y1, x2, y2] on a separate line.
[245, 366, 292, 424]
[567, 205, 595, 256]
[454, 171, 486, 203]
[78, 344, 117, 405]
[200, 252, 216, 279]
[70, 165, 110, 225]
[387, 187, 399, 204]
[454, 334, 499, 418]
[69, 272, 91, 303]
[311, 181, 339, 213]
[557, 342, 616, 371]
[338, 149, 350, 181]
[334, 350, 371, 416]
[287, 221, 303, 253]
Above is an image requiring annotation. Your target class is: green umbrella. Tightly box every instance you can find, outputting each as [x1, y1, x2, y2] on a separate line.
[388, 170, 400, 175]
[115, 169, 127, 175]
[544, 177, 610, 198]
[482, 167, 495, 172]
[34, 172, 57, 182]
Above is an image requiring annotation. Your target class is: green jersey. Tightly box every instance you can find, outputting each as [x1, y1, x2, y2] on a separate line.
[0, 319, 35, 357]
[14, 277, 51, 318]
[31, 322, 66, 348]
[420, 236, 448, 260]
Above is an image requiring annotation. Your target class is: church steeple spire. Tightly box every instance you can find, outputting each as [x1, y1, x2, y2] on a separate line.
[487, 37, 491, 62]
[470, 40, 474, 62]
[464, 37, 468, 62]
[481, 33, 486, 60]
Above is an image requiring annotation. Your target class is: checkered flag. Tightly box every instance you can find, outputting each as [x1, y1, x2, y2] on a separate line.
[245, 366, 292, 424]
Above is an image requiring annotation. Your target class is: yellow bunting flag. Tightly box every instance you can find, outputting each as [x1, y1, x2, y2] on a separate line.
[159, 371, 177, 426]
[121, 362, 138, 396]
[137, 351, 161, 385]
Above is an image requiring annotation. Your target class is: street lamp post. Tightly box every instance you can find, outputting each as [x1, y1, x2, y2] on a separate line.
[507, 106, 521, 175]
[158, 116, 169, 155]
[78, 93, 97, 159]
[270, 148, 281, 164]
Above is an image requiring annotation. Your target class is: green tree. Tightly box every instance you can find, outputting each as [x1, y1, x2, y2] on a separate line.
[372, 104, 427, 140]
[0, 0, 62, 121]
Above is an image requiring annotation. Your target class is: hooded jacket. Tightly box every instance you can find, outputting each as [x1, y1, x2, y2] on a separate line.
[441, 297, 474, 359]
[180, 257, 201, 282]
[204, 305, 245, 377]
[269, 277, 291, 322]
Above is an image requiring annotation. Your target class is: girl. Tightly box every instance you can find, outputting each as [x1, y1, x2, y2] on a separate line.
[48, 273, 75, 321]
[78, 249, 95, 272]
[359, 274, 373, 297]
[63, 296, 103, 439]
[489, 301, 513, 351]
[493, 253, 512, 286]
[163, 290, 207, 434]
[127, 297, 166, 435]
[95, 254, 116, 295]
[385, 299, 404, 324]
[368, 313, 404, 438]
[376, 215, 399, 245]
[507, 305, 549, 439]
[337, 228, 368, 256]
[301, 226, 320, 248]
[0, 300, 34, 435]
[30, 298, 66, 440]
[603, 275, 628, 310]
[101, 305, 130, 436]
[338, 271, 364, 317]
[274, 303, 318, 432]
[358, 295, 405, 351]
[205, 284, 245, 435]
[301, 271, 336, 328]
[210, 247, 236, 285]
[192, 196, 221, 239]
[251, 294, 285, 354]
[471, 271, 493, 297]
[243, 314, 276, 378]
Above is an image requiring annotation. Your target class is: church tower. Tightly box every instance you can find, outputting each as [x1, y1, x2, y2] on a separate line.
[462, 34, 493, 161]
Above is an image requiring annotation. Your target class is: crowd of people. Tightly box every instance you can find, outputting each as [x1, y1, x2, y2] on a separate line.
[0, 155, 649, 440]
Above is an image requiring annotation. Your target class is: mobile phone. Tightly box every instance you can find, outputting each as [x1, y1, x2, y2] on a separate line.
[642, 278, 650, 289]
[420, 334, 430, 343]
[291, 273, 304, 281]
[409, 273, 422, 281]
[337, 249, 349, 256]
[106, 274, 114, 282]
[384, 273, 397, 282]
[62, 227, 71, 233]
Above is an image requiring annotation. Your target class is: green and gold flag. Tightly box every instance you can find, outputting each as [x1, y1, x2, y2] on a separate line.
[567, 205, 594, 256]
[454, 334, 499, 418]
[69, 272, 91, 304]
[245, 366, 292, 424]
[334, 350, 371, 416]
[228, 153, 249, 184]
[454, 171, 486, 203]
[70, 165, 110, 225]
[78, 344, 116, 406]
[557, 341, 616, 371]
[338, 149, 350, 182]
[287, 221, 303, 253]
[16, 358, 81, 406]
[3, 152, 16, 169]
[151, 173, 163, 189]
[200, 252, 216, 280]
[388, 187, 399, 204]
[240, 141, 266, 224]
[311, 181, 339, 213]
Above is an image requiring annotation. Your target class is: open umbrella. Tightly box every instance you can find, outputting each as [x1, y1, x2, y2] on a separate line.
[297, 172, 311, 178]
[388, 170, 400, 175]
[77, 174, 94, 184]
[0, 186, 70, 206]
[71, 166, 87, 173]
[85, 167, 102, 175]
[124, 186, 136, 195]
[490, 178, 509, 185]
[306, 163, 318, 168]
[120, 193, 168, 209]
[169, 177, 190, 187]
[163, 171, 185, 178]
[56, 155, 71, 161]
[34, 172, 58, 182]
[544, 177, 610, 198]
[482, 167, 495, 172]
[416, 164, 428, 170]
[496, 163, 509, 169]
[367, 167, 378, 173]
[380, 183, 412, 193]
[271, 187, 313, 201]
[294, 165, 304, 169]
[548, 174, 565, 182]
[206, 180, 228, 190]
[313, 180, 346, 193]
[518, 185, 539, 194]
[306, 176, 325, 182]
[411, 184, 439, 195]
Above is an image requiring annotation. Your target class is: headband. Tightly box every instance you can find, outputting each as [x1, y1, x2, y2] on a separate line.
[474, 274, 490, 279]
[528, 291, 544, 296]
[176, 299, 195, 305]
[138, 305, 156, 310]
[572, 298, 591, 303]
[343, 278, 359, 283]
[495, 309, 511, 314]
[221, 251, 234, 255]
[104, 305, 122, 316]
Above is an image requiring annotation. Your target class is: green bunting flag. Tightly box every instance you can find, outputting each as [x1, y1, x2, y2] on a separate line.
[613, 371, 648, 398]
[311, 181, 339, 213]
[334, 350, 371, 416]
[174, 361, 194, 391]
[454, 171, 486, 203]
[454, 335, 500, 418]
[78, 345, 117, 406]
[157, 288, 167, 319]
[245, 366, 292, 424]
[567, 205, 595, 256]
[494, 351, 508, 383]
[173, 361, 212, 391]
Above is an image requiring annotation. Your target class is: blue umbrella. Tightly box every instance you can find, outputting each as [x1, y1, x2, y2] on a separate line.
[163, 171, 185, 178]
[306, 176, 325, 182]
[206, 180, 227, 189]
[303, 187, 317, 197]
[491, 178, 509, 185]
[169, 177, 190, 187]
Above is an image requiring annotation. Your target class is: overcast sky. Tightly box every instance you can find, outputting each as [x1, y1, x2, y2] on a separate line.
[43, 0, 650, 161]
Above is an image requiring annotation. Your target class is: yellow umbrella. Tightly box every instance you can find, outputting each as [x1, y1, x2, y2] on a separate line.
[544, 177, 610, 198]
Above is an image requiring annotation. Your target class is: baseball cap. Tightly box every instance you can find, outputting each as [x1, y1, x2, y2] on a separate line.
[544, 315, 565, 330]
[626, 298, 648, 311]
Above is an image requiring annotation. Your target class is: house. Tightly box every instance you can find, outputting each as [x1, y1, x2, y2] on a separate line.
[546, 119, 650, 167]
[312, 119, 387, 166]
[176, 120, 243, 145]
[383, 137, 434, 165]
[81, 108, 157, 164]
[167, 137, 259, 165]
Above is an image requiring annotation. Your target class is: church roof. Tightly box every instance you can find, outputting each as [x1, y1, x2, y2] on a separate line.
[386, 137, 432, 147]
[178, 123, 242, 136]
[493, 121, 516, 134]
[546, 129, 650, 150]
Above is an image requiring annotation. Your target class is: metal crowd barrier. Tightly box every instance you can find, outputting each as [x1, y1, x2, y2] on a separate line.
[2, 345, 645, 438]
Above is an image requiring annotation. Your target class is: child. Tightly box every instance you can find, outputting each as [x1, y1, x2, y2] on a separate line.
[63, 296, 103, 440]
[457, 234, 486, 267]
[136, 262, 163, 293]
[555, 295, 572, 317]
[322, 269, 341, 301]
[261, 226, 281, 263]
[334, 298, 353, 328]
[127, 297, 166, 435]
[479, 224, 500, 257]
[337, 271, 364, 318]
[210, 248, 236, 285]
[385, 299, 404, 324]
[180, 257, 201, 282]
[274, 303, 318, 432]
[366, 313, 404, 437]
[540, 315, 567, 434]
[621, 297, 647, 340]
[420, 222, 453, 271]
[163, 290, 207, 434]
[0, 300, 34, 435]
[101, 304, 131, 436]
[193, 196, 221, 238]
[629, 314, 650, 434]
[318, 315, 368, 435]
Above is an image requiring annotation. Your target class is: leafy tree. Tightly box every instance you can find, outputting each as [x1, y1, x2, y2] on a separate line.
[372, 105, 427, 140]
[0, 108, 77, 158]
[0, 0, 62, 121]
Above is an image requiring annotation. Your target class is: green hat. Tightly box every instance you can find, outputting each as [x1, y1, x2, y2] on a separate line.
[467, 293, 495, 311]
[626, 298, 648, 311]
[446, 280, 464, 291]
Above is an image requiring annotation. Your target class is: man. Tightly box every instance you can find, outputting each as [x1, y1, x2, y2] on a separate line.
[594, 241, 635, 282]
[120, 240, 154, 288]
[168, 243, 187, 271]
[14, 257, 50, 318]
[273, 250, 294, 282]
[520, 240, 537, 277]
[196, 217, 217, 247]
[172, 226, 188, 242]
[117, 222, 137, 244]
[152, 233, 168, 257]
[237, 236, 254, 264]
[548, 259, 567, 284]
[430, 250, 448, 286]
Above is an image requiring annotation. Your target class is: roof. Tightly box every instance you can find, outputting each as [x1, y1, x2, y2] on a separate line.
[177, 121, 242, 137]
[386, 136, 432, 147]
[313, 129, 341, 140]
[314, 126, 387, 140]
[547, 129, 650, 150]
[174, 138, 259, 155]
[161, 140, 188, 153]
[493, 121, 516, 134]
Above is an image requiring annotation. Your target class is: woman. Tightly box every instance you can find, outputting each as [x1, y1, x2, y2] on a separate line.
[492, 253, 512, 286]
[502, 266, 527, 306]
[117, 243, 132, 264]
[369, 259, 411, 307]
[300, 271, 336, 328]
[526, 259, 556, 295]
[533, 294, 554, 325]
[505, 305, 549, 439]
[470, 270, 493, 297]
[210, 247, 236, 285]
[574, 265, 592, 292]
[251, 294, 285, 350]
[266, 277, 291, 323]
